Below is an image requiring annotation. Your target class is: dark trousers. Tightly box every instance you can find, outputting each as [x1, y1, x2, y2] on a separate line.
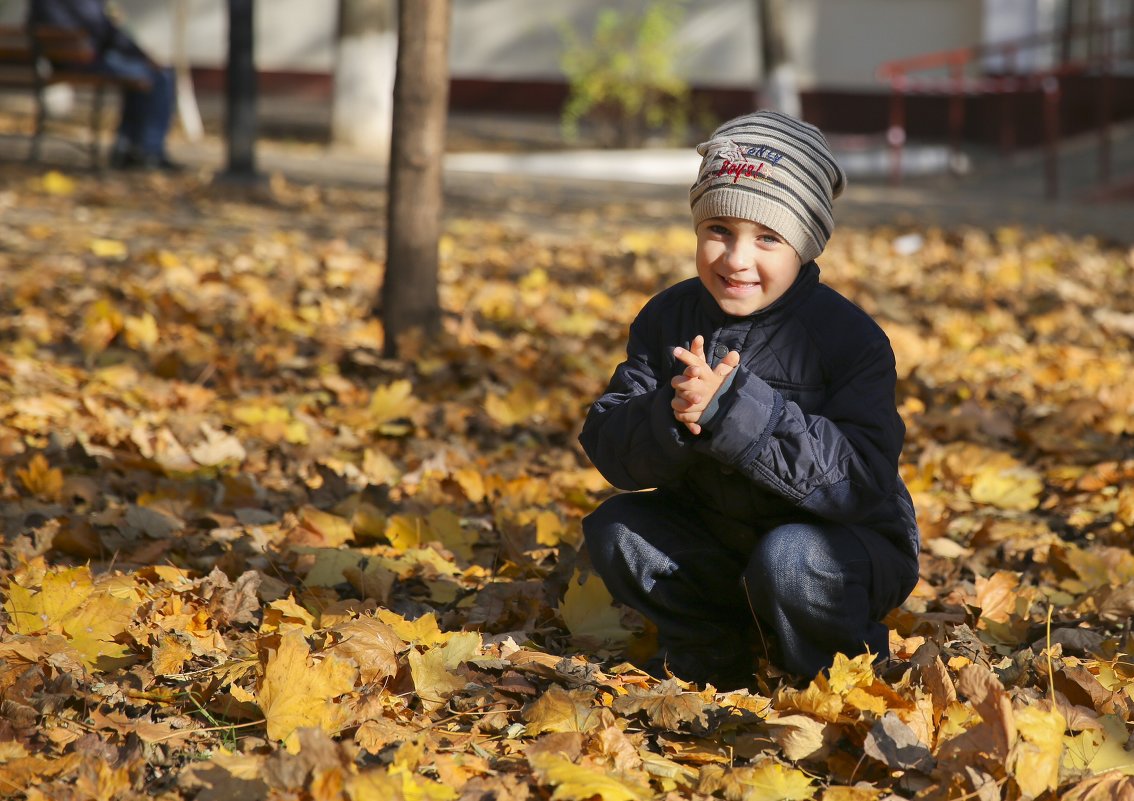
[100, 51, 175, 157]
[583, 489, 918, 681]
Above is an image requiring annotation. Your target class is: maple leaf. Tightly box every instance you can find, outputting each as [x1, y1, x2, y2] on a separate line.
[122, 312, 160, 351]
[368, 379, 417, 435]
[826, 652, 877, 694]
[386, 739, 461, 801]
[15, 453, 63, 500]
[524, 686, 613, 735]
[4, 565, 93, 635]
[969, 463, 1044, 511]
[589, 724, 644, 775]
[700, 760, 817, 801]
[376, 609, 449, 647]
[73, 758, 134, 801]
[256, 629, 358, 749]
[773, 681, 845, 723]
[386, 514, 427, 551]
[484, 381, 546, 427]
[973, 570, 1022, 621]
[408, 632, 482, 713]
[613, 680, 709, 730]
[863, 712, 934, 772]
[1008, 702, 1064, 798]
[1062, 714, 1134, 778]
[299, 506, 355, 547]
[528, 751, 652, 801]
[260, 595, 317, 634]
[346, 769, 409, 801]
[298, 547, 367, 587]
[763, 712, 832, 762]
[188, 422, 246, 467]
[79, 297, 125, 355]
[1062, 771, 1134, 801]
[63, 591, 137, 668]
[151, 634, 193, 676]
[559, 570, 631, 646]
[452, 467, 486, 503]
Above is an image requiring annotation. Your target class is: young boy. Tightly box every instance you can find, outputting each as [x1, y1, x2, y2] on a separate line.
[579, 110, 920, 689]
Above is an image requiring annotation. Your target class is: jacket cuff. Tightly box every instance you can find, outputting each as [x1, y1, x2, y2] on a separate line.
[649, 384, 696, 460]
[698, 369, 738, 428]
[696, 368, 781, 465]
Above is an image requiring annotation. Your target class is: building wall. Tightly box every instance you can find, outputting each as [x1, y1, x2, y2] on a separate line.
[0, 0, 987, 91]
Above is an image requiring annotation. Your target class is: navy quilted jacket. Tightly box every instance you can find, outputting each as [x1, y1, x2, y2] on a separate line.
[580, 262, 920, 559]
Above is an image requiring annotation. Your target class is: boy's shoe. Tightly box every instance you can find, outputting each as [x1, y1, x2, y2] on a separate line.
[641, 646, 755, 692]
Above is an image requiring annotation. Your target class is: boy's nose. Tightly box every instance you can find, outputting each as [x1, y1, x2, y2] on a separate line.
[727, 239, 757, 269]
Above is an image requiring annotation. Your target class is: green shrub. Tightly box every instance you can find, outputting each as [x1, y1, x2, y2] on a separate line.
[559, 2, 690, 148]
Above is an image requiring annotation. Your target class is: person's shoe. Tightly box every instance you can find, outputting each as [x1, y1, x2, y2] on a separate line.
[137, 153, 185, 172]
[640, 646, 754, 691]
[108, 146, 139, 169]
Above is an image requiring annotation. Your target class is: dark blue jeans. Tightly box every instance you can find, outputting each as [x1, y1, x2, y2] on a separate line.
[100, 51, 175, 157]
[583, 489, 918, 681]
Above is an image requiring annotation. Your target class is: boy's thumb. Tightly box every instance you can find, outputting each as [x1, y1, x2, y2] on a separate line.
[716, 350, 741, 373]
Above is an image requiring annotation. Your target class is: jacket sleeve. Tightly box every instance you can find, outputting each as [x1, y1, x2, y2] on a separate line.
[578, 313, 699, 491]
[695, 337, 904, 522]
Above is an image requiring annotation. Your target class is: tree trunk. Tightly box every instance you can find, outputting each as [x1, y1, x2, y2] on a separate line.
[377, 0, 451, 357]
[224, 0, 258, 179]
[333, 0, 397, 156]
[756, 0, 800, 117]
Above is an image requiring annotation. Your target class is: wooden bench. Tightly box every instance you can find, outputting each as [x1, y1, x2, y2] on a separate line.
[0, 24, 150, 167]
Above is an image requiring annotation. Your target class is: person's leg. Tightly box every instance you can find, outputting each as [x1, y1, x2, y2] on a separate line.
[583, 490, 754, 687]
[135, 67, 175, 159]
[742, 522, 913, 679]
[97, 51, 152, 159]
[98, 54, 176, 166]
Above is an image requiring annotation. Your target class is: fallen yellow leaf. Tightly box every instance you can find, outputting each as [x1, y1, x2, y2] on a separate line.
[529, 751, 652, 801]
[559, 571, 630, 646]
[257, 629, 358, 749]
[40, 170, 75, 195]
[970, 465, 1044, 511]
[16, 453, 63, 501]
[1010, 702, 1065, 798]
[89, 238, 129, 259]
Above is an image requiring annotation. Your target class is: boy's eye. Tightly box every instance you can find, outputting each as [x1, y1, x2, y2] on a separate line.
[708, 224, 732, 236]
[758, 234, 780, 244]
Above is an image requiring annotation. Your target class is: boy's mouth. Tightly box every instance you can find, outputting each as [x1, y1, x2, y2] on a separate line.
[720, 275, 759, 291]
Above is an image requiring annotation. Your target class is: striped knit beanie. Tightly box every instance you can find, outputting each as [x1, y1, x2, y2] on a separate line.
[689, 110, 847, 263]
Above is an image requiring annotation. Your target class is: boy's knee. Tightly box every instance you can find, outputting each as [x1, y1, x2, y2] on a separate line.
[582, 494, 645, 568]
[745, 523, 869, 607]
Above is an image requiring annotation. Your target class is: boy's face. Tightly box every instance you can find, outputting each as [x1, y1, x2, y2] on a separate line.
[695, 216, 803, 317]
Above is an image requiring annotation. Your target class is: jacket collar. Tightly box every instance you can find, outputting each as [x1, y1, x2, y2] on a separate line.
[696, 261, 820, 327]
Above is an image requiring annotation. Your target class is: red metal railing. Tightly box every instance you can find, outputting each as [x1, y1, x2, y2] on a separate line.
[877, 14, 1133, 198]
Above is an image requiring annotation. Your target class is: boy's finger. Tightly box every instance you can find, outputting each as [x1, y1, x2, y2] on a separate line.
[673, 346, 710, 370]
[690, 335, 706, 360]
[714, 350, 741, 375]
[671, 396, 695, 412]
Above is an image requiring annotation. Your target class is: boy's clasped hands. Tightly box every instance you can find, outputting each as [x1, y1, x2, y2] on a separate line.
[671, 334, 740, 435]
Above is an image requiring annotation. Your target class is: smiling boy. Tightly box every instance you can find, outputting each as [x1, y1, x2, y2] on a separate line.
[578, 111, 920, 689]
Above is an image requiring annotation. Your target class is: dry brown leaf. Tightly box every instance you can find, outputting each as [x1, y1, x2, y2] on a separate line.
[613, 681, 708, 730]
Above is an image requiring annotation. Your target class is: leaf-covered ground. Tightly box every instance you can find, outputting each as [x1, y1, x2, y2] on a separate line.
[1, 164, 1133, 801]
